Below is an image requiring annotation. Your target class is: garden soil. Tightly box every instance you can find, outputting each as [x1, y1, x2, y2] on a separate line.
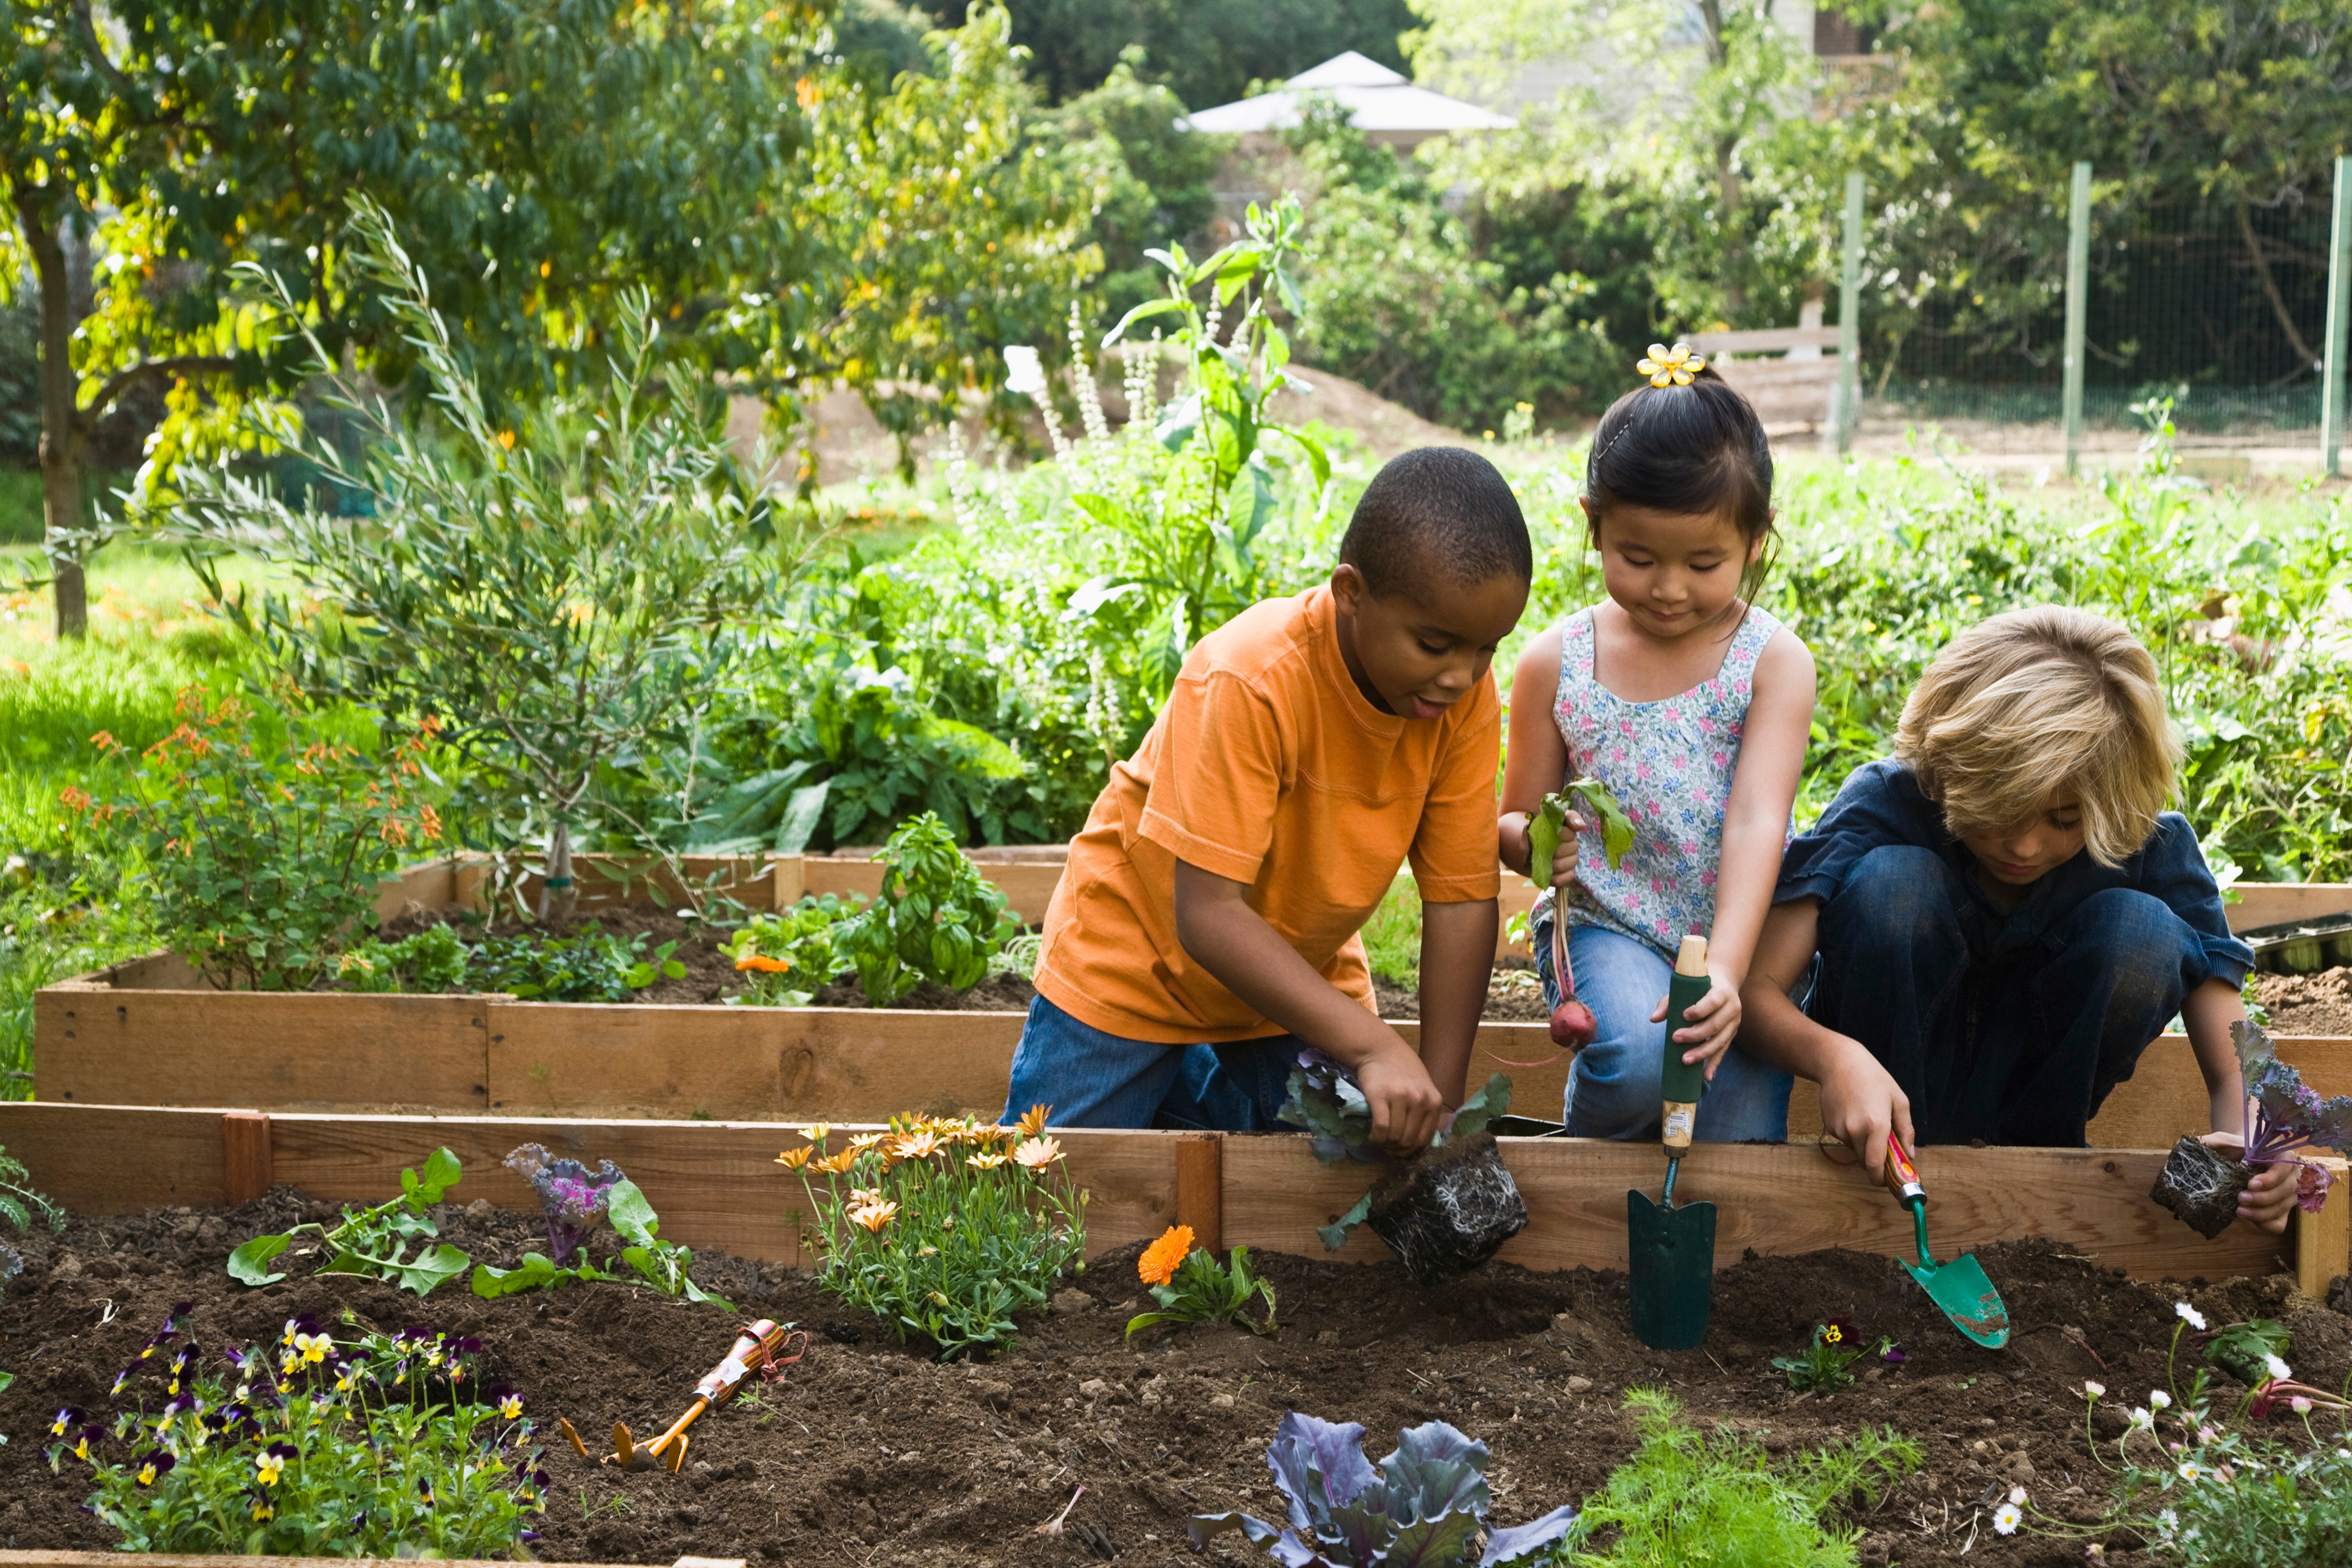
[2254, 964, 2352, 1037]
[5, 1190, 2347, 1568]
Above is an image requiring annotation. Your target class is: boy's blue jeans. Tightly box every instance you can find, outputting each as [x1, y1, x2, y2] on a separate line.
[1533, 919, 1793, 1142]
[1003, 993, 1298, 1130]
[1808, 845, 2200, 1146]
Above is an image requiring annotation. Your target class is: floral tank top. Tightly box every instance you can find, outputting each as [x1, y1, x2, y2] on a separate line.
[1530, 605, 1789, 958]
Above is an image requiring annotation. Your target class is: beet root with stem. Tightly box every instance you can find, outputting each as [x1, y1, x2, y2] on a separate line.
[2150, 1134, 2253, 1239]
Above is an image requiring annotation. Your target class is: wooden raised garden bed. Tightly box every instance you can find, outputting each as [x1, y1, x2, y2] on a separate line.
[1, 1101, 2342, 1293]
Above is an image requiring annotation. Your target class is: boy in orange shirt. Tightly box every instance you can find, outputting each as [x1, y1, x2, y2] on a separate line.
[1011, 447, 1531, 1152]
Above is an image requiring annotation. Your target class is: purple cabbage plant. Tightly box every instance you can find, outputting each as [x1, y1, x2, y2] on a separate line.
[1189, 1411, 1577, 1568]
[2235, 1021, 2352, 1211]
[504, 1145, 624, 1264]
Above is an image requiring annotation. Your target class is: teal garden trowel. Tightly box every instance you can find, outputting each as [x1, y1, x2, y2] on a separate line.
[1627, 935, 1718, 1351]
[1884, 1133, 2010, 1349]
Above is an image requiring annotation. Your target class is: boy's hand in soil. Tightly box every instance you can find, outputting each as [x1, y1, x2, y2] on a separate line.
[2196, 1132, 2299, 1234]
[1173, 858, 1447, 1156]
[1646, 964, 1742, 1079]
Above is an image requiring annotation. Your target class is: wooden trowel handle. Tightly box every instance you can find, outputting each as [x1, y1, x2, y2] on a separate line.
[1883, 1133, 1926, 1206]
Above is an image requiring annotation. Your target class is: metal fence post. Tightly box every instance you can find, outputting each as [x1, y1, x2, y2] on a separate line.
[2323, 154, 2351, 480]
[1834, 172, 1864, 457]
[2062, 161, 2092, 478]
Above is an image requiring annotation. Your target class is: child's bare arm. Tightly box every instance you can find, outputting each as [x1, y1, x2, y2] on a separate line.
[1172, 858, 1445, 1155]
[1416, 898, 1496, 1105]
[1664, 630, 1817, 1072]
[1737, 896, 1916, 1180]
[1497, 628, 1573, 882]
[2181, 975, 2296, 1233]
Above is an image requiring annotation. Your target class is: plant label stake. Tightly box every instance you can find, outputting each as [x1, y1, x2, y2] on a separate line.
[596, 1319, 807, 1472]
[1884, 1136, 2010, 1349]
[1627, 934, 1717, 1351]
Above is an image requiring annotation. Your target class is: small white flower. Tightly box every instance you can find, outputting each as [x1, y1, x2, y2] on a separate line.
[1002, 346, 1047, 399]
[2175, 1302, 2207, 1330]
[2263, 1353, 2291, 1382]
[1994, 1501, 2022, 1535]
[2008, 1485, 2027, 1505]
[2292, 1396, 2314, 1414]
[2083, 1380, 2105, 1398]
[2150, 1390, 2173, 1410]
[2129, 1406, 2154, 1429]
[2177, 1459, 2204, 1482]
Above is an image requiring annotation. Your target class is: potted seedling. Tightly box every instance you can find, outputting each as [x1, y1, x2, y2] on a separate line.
[1282, 1053, 1522, 1285]
[2152, 1020, 2352, 1238]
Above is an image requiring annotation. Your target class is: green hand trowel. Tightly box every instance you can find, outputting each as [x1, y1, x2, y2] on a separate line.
[1884, 1133, 2010, 1349]
[1628, 935, 1717, 1351]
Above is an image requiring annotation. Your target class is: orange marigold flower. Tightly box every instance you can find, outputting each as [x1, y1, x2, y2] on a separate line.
[735, 953, 792, 973]
[774, 1147, 813, 1170]
[1016, 1103, 1051, 1139]
[1012, 1136, 1065, 1170]
[1139, 1225, 1194, 1287]
[850, 1200, 898, 1233]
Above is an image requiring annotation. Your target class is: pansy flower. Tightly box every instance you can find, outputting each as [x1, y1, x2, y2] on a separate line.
[133, 1451, 175, 1487]
[50, 1406, 78, 1438]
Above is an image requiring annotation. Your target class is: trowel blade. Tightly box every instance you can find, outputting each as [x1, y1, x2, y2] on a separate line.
[1904, 1251, 2011, 1349]
[1626, 1188, 1717, 1351]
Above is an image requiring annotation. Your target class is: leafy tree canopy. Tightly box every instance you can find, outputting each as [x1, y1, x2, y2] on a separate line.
[1001, 0, 1416, 109]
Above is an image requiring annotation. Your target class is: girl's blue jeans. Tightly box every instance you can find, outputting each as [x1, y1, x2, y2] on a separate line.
[1533, 917, 1793, 1142]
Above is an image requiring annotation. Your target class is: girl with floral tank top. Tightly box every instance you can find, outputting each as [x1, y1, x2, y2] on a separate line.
[1497, 348, 1816, 1140]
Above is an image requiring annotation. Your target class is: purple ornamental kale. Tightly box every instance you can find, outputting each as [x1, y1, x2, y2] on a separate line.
[504, 1144, 624, 1264]
[2234, 1021, 2352, 1213]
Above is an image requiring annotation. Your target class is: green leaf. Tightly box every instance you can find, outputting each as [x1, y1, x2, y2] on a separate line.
[471, 1252, 593, 1298]
[774, 780, 831, 855]
[415, 1146, 464, 1204]
[227, 1232, 293, 1286]
[1443, 1074, 1514, 1145]
[393, 1243, 474, 1296]
[605, 1177, 661, 1249]
[1103, 295, 1187, 346]
[1568, 777, 1637, 871]
[1317, 1192, 1374, 1252]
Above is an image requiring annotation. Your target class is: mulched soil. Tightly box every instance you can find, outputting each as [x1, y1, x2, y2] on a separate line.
[1374, 959, 1552, 1024]
[2256, 965, 2352, 1036]
[4, 1193, 2346, 1568]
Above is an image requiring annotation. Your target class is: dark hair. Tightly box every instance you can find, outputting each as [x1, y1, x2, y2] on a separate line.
[1339, 446, 1533, 599]
[1584, 368, 1775, 571]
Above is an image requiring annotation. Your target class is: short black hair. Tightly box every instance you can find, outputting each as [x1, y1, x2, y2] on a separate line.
[1585, 368, 1773, 545]
[1338, 447, 1532, 599]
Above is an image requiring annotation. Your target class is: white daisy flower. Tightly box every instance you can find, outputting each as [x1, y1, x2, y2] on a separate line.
[2175, 1303, 2207, 1330]
[1002, 346, 1047, 399]
[2009, 1485, 2028, 1505]
[2177, 1459, 2204, 1482]
[2263, 1353, 2291, 1382]
[2083, 1380, 2105, 1397]
[2150, 1390, 2173, 1410]
[1994, 1501, 2022, 1535]
[2129, 1406, 2153, 1429]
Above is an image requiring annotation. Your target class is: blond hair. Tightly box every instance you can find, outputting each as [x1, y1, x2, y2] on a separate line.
[1894, 607, 2180, 867]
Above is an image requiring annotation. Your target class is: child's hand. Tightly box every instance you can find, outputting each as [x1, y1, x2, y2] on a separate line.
[1646, 967, 1741, 1077]
[1815, 1036, 1914, 1183]
[2198, 1132, 2297, 1234]
[1358, 1046, 1448, 1158]
[1545, 810, 1585, 890]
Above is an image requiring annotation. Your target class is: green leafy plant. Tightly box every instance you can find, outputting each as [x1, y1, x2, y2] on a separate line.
[1188, 1409, 1579, 1565]
[1771, 1318, 1874, 1394]
[605, 1178, 733, 1309]
[338, 923, 470, 994]
[782, 1111, 1086, 1359]
[63, 687, 441, 992]
[1, 1141, 63, 1240]
[1124, 1225, 1277, 1340]
[227, 1148, 469, 1295]
[1278, 1051, 1512, 1249]
[721, 893, 864, 1007]
[828, 812, 1020, 1004]
[52, 1306, 544, 1556]
[2204, 1319, 2292, 1388]
[1558, 1388, 1922, 1566]
[1524, 777, 1635, 885]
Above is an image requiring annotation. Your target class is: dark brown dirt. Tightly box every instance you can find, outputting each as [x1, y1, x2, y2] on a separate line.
[4, 1192, 2346, 1568]
[2258, 965, 2352, 1036]
[1374, 959, 1553, 1024]
[372, 905, 1039, 1012]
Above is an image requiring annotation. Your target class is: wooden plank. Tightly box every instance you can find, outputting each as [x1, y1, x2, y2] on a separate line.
[264, 1113, 1178, 1267]
[1177, 1134, 1223, 1254]
[0, 1103, 230, 1211]
[222, 1111, 272, 1205]
[36, 989, 489, 1113]
[1687, 326, 1842, 354]
[2230, 883, 2352, 930]
[1785, 1036, 2352, 1150]
[2297, 1156, 2350, 1298]
[486, 1003, 1024, 1121]
[1221, 1134, 2290, 1282]
[1388, 1019, 1569, 1116]
[372, 857, 459, 921]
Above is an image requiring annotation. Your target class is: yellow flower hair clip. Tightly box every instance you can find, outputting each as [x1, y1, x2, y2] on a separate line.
[1636, 342, 1707, 387]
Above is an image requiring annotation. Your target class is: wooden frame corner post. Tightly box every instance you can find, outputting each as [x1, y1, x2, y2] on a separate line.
[222, 1110, 273, 1205]
[1176, 1133, 1223, 1255]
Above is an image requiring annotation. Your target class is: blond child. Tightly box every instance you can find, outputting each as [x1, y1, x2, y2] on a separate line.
[1739, 606, 2297, 1232]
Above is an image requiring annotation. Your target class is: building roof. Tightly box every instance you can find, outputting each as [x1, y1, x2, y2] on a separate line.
[1179, 51, 1516, 137]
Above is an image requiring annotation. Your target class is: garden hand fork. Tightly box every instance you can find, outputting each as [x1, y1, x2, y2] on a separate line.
[578, 1319, 808, 1472]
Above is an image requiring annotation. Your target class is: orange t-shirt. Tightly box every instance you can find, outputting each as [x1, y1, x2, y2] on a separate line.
[1033, 585, 1503, 1044]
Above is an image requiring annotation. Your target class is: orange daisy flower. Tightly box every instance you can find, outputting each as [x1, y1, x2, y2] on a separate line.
[774, 1147, 813, 1170]
[1139, 1225, 1194, 1287]
[1013, 1136, 1065, 1170]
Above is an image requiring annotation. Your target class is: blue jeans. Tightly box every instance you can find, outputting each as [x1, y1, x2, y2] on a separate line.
[1002, 994, 1298, 1131]
[1809, 845, 2199, 1145]
[1532, 919, 1792, 1142]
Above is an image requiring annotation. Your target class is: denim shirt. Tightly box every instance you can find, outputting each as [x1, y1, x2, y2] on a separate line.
[1775, 761, 2253, 990]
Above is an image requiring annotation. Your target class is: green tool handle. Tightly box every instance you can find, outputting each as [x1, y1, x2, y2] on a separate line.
[1659, 935, 1710, 1150]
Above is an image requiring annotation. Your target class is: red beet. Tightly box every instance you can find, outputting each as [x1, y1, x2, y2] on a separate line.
[1548, 917, 1598, 1049]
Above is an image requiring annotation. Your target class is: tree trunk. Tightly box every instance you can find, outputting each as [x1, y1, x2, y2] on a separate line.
[538, 819, 577, 923]
[1718, 137, 1748, 318]
[21, 202, 88, 641]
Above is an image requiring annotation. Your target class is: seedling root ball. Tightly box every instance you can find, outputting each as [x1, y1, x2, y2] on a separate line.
[1366, 1131, 1529, 1285]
